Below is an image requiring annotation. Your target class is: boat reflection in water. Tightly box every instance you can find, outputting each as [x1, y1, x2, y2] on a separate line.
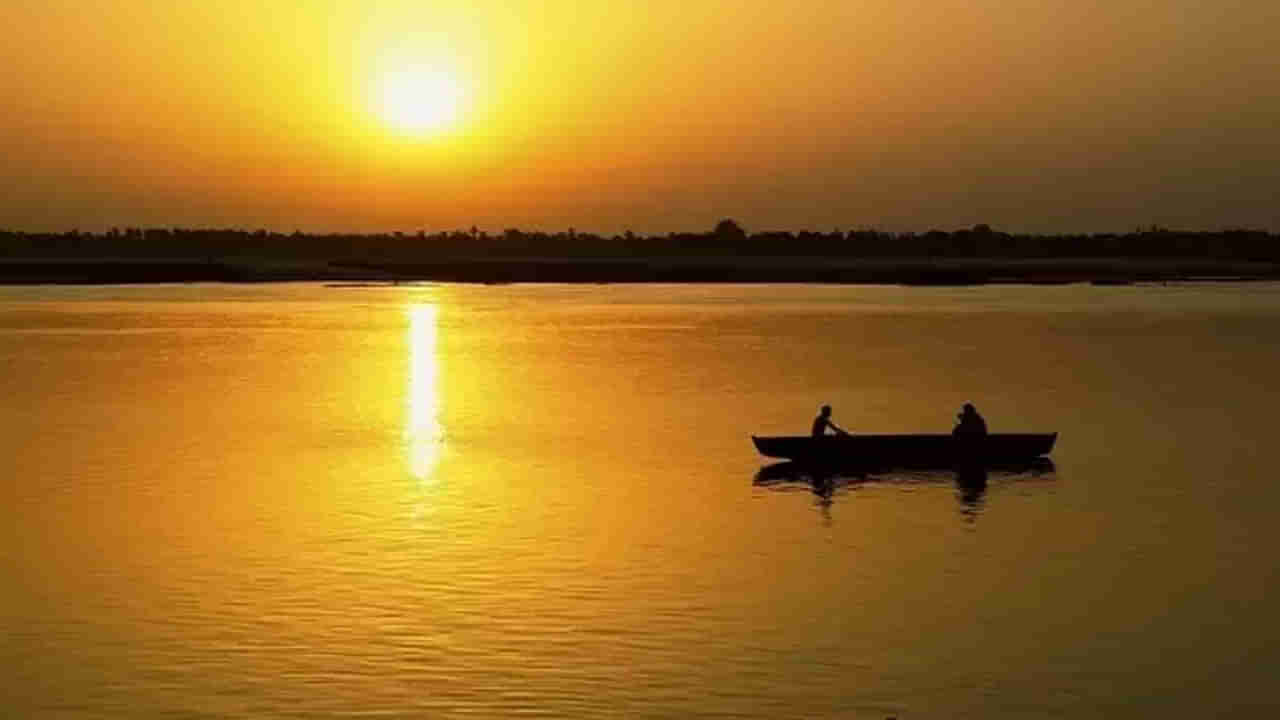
[754, 458, 1056, 520]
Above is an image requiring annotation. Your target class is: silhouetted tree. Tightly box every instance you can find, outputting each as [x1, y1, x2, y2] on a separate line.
[714, 219, 747, 244]
[0, 224, 1278, 266]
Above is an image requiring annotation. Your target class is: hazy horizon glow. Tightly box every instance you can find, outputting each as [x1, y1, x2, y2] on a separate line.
[2, 1, 1277, 234]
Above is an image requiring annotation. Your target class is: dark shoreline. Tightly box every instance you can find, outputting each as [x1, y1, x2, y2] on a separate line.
[2, 257, 1279, 286]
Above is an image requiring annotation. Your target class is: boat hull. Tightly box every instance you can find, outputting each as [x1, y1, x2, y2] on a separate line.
[751, 433, 1057, 468]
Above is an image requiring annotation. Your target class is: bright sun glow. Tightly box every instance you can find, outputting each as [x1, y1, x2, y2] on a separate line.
[379, 64, 464, 135]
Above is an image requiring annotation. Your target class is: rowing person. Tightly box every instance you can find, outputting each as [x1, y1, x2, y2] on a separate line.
[812, 405, 850, 437]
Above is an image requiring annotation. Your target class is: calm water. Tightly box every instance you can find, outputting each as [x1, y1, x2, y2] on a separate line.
[3, 283, 1279, 718]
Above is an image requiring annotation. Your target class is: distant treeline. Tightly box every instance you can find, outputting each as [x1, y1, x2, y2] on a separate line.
[2, 221, 1278, 262]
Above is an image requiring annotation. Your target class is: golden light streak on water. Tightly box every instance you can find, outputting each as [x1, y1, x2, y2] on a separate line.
[408, 303, 443, 481]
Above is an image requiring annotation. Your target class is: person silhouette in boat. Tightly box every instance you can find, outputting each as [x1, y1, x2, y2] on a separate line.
[953, 403, 988, 437]
[812, 405, 850, 437]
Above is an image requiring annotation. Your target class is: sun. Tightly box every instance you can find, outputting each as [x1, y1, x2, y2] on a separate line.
[378, 63, 464, 136]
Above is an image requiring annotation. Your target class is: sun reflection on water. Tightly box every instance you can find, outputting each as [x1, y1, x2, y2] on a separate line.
[408, 304, 443, 481]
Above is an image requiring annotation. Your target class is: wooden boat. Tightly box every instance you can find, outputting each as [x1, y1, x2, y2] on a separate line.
[751, 433, 1057, 467]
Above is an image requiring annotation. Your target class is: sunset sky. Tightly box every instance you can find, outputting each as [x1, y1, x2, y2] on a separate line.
[2, 0, 1277, 234]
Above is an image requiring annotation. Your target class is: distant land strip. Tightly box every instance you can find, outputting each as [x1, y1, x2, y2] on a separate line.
[2, 222, 1278, 285]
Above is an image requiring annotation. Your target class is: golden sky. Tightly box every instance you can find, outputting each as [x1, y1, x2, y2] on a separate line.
[2, 0, 1277, 233]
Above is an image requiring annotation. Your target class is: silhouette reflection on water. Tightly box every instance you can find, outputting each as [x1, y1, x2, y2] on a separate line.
[752, 463, 856, 524]
[954, 464, 990, 522]
[754, 458, 1056, 520]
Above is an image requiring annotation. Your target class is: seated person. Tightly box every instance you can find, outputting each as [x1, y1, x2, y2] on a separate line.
[812, 405, 850, 437]
[953, 403, 988, 437]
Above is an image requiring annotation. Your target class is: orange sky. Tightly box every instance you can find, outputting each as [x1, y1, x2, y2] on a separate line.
[2, 0, 1277, 233]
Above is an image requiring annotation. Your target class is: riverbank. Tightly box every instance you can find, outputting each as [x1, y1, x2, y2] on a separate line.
[1, 256, 1278, 285]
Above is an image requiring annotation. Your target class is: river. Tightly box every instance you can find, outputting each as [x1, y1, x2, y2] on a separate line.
[3, 283, 1278, 717]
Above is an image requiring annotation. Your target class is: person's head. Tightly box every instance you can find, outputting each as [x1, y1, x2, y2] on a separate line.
[962, 403, 976, 415]
[820, 405, 832, 417]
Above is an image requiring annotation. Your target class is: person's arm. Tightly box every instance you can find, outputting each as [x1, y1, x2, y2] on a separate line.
[830, 422, 851, 436]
